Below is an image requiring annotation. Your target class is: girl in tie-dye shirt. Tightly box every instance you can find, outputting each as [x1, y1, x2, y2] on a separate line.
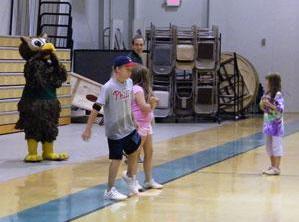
[260, 73, 284, 175]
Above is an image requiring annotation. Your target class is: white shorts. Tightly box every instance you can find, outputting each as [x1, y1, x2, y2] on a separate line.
[265, 135, 283, 157]
[137, 124, 153, 137]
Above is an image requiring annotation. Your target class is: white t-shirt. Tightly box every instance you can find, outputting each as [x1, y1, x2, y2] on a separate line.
[97, 77, 135, 140]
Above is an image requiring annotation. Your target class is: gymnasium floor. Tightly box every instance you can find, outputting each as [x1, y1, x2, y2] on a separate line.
[0, 114, 299, 222]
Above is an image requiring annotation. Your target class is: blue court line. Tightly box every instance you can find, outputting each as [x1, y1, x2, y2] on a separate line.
[1, 121, 299, 222]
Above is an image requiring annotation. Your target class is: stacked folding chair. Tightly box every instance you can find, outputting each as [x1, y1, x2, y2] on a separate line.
[146, 24, 221, 121]
[150, 24, 175, 118]
[173, 26, 196, 117]
[193, 25, 220, 116]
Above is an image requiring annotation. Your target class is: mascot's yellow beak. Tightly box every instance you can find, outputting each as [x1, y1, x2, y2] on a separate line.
[42, 43, 56, 52]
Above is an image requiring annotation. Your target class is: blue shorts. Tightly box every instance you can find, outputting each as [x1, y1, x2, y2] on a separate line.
[107, 130, 141, 160]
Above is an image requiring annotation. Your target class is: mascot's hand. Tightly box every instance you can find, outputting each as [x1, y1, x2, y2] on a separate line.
[28, 51, 46, 62]
[49, 52, 59, 65]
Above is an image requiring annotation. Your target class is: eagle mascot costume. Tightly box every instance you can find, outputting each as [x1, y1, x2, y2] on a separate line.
[16, 34, 69, 162]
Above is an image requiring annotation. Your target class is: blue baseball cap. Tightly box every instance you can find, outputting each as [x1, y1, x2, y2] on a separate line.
[113, 56, 136, 68]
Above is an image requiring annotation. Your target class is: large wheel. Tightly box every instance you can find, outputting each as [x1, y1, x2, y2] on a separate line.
[219, 52, 259, 113]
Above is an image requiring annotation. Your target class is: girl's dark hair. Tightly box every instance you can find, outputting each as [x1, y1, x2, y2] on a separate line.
[131, 65, 152, 101]
[266, 73, 281, 99]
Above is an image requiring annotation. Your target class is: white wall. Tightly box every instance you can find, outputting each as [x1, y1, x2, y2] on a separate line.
[0, 0, 12, 35]
[69, 0, 209, 49]
[135, 0, 208, 28]
[70, 0, 130, 49]
[1, 1, 296, 111]
[111, 0, 131, 48]
[69, 0, 133, 49]
[0, 0, 45, 36]
[70, 0, 100, 49]
[210, 0, 299, 112]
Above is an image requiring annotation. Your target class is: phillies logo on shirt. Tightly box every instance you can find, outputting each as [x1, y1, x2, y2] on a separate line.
[112, 90, 130, 101]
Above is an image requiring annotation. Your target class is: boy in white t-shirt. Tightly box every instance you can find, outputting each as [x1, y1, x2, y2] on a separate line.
[82, 56, 141, 201]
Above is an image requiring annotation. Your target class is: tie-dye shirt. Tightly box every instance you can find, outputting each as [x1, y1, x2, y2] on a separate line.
[262, 92, 284, 137]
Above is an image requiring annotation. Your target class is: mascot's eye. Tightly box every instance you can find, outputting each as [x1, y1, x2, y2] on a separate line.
[34, 40, 42, 47]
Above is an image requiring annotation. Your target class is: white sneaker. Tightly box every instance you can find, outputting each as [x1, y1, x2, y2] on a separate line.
[104, 187, 128, 201]
[263, 167, 280, 176]
[262, 167, 272, 174]
[136, 180, 144, 192]
[122, 172, 139, 195]
[144, 179, 163, 189]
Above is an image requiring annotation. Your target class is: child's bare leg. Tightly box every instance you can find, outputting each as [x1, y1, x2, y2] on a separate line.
[127, 149, 140, 177]
[128, 137, 145, 176]
[270, 156, 275, 167]
[136, 137, 146, 160]
[274, 156, 281, 169]
[138, 147, 144, 161]
[143, 135, 153, 182]
[108, 160, 122, 190]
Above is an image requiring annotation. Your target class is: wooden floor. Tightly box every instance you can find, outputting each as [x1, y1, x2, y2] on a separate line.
[74, 132, 299, 222]
[0, 114, 299, 222]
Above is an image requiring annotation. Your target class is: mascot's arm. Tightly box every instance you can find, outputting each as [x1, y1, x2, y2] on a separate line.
[24, 60, 47, 89]
[49, 53, 67, 88]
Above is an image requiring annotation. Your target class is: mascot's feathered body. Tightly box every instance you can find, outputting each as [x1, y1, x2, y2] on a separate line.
[16, 34, 69, 162]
